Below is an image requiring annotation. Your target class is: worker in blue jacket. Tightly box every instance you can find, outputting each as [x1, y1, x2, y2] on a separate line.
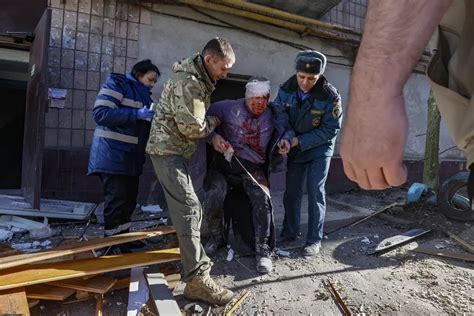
[88, 59, 159, 242]
[276, 50, 343, 256]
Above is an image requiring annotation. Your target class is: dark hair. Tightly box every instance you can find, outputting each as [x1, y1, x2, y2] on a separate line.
[202, 37, 235, 63]
[131, 59, 160, 79]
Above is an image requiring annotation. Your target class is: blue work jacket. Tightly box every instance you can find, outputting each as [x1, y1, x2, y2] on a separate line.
[88, 73, 153, 176]
[275, 75, 342, 163]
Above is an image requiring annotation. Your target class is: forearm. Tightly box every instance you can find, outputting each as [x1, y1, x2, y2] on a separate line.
[353, 0, 451, 98]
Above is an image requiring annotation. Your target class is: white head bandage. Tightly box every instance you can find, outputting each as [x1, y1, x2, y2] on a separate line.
[245, 79, 270, 98]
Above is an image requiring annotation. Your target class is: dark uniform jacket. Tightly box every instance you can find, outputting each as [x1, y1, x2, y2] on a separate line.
[276, 75, 343, 163]
[88, 73, 153, 176]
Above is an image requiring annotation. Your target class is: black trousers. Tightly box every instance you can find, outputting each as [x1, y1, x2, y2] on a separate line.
[100, 174, 139, 235]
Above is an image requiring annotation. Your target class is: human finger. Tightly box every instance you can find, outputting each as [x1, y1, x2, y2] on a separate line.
[365, 167, 390, 190]
[342, 159, 357, 183]
[382, 162, 407, 187]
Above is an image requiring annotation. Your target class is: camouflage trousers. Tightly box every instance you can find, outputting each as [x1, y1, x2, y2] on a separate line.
[201, 170, 228, 243]
[150, 154, 212, 282]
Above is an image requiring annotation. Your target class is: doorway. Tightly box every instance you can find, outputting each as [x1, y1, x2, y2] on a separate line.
[0, 56, 28, 190]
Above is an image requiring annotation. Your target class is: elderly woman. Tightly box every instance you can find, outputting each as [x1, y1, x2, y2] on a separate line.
[205, 77, 290, 273]
[277, 51, 343, 256]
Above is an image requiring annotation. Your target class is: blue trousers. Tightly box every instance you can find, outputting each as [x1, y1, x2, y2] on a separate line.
[282, 156, 331, 245]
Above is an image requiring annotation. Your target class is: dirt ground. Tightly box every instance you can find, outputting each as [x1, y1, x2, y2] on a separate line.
[10, 187, 474, 315]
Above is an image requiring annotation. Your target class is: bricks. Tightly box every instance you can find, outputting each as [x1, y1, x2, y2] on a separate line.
[89, 34, 102, 53]
[78, 13, 91, 33]
[91, 0, 104, 16]
[44, 128, 58, 147]
[86, 91, 97, 109]
[72, 110, 86, 129]
[45, 109, 59, 128]
[85, 110, 96, 130]
[113, 56, 126, 74]
[90, 15, 103, 34]
[50, 28, 62, 48]
[114, 38, 127, 56]
[115, 20, 127, 39]
[59, 109, 72, 128]
[103, 18, 115, 36]
[100, 55, 113, 73]
[73, 90, 86, 109]
[74, 70, 87, 89]
[51, 8, 64, 29]
[48, 47, 61, 68]
[65, 0, 78, 11]
[128, 5, 140, 23]
[72, 129, 85, 147]
[127, 22, 139, 40]
[101, 35, 114, 55]
[103, 0, 116, 18]
[75, 51, 88, 70]
[61, 69, 74, 88]
[87, 71, 100, 90]
[61, 49, 75, 68]
[87, 53, 100, 71]
[78, 0, 92, 14]
[48, 67, 61, 86]
[127, 40, 138, 58]
[58, 129, 72, 147]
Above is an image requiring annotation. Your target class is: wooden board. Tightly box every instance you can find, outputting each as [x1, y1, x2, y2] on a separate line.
[95, 294, 103, 316]
[367, 229, 431, 255]
[0, 287, 30, 315]
[109, 277, 131, 292]
[412, 246, 474, 262]
[48, 275, 117, 294]
[0, 226, 176, 270]
[145, 271, 181, 315]
[26, 284, 75, 301]
[0, 248, 180, 291]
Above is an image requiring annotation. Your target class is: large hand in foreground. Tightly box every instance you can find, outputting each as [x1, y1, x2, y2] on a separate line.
[340, 94, 408, 190]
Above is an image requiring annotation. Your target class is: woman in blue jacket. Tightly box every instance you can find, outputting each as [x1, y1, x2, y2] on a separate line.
[276, 51, 343, 256]
[88, 59, 159, 241]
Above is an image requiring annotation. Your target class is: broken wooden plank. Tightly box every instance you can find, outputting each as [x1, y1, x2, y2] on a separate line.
[95, 294, 104, 316]
[0, 226, 176, 270]
[446, 231, 474, 254]
[326, 202, 399, 234]
[128, 267, 149, 316]
[0, 248, 180, 291]
[109, 277, 131, 292]
[412, 246, 474, 262]
[323, 280, 352, 316]
[48, 275, 117, 294]
[0, 287, 30, 315]
[26, 284, 75, 301]
[144, 270, 180, 316]
[367, 229, 431, 255]
[225, 290, 251, 316]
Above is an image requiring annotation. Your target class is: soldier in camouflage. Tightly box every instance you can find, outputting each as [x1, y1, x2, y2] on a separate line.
[146, 38, 235, 306]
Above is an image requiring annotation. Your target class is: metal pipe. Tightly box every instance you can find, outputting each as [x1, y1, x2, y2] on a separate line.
[210, 0, 362, 37]
[173, 0, 358, 44]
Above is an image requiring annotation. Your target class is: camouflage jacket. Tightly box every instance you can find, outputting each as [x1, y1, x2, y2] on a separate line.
[146, 54, 220, 158]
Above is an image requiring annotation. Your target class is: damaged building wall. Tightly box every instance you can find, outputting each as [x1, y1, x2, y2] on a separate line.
[41, 0, 462, 202]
